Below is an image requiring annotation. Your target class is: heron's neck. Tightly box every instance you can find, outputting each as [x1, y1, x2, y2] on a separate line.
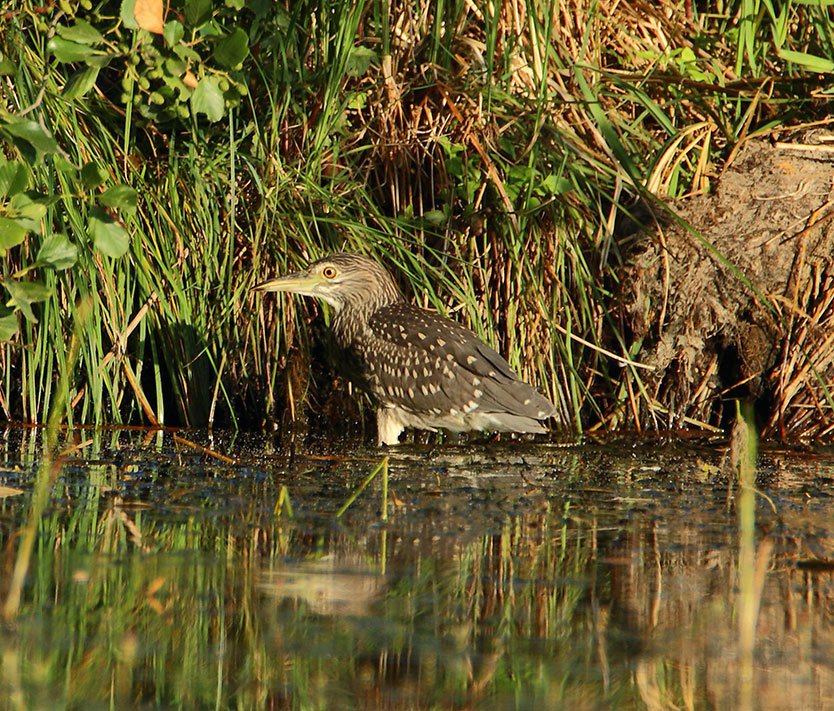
[332, 290, 401, 347]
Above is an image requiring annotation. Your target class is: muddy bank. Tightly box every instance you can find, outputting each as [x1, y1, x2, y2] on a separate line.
[620, 137, 834, 440]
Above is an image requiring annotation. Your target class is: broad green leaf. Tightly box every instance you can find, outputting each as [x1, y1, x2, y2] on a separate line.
[57, 20, 104, 45]
[98, 184, 138, 212]
[47, 37, 98, 63]
[164, 20, 184, 47]
[191, 76, 225, 121]
[63, 66, 100, 99]
[174, 44, 201, 63]
[1, 120, 60, 160]
[36, 233, 78, 270]
[0, 57, 16, 75]
[81, 161, 108, 188]
[165, 56, 187, 76]
[53, 155, 77, 174]
[540, 174, 572, 196]
[121, 0, 140, 30]
[185, 0, 213, 26]
[3, 279, 50, 323]
[0, 159, 28, 198]
[0, 308, 17, 341]
[9, 192, 47, 229]
[422, 210, 447, 226]
[0, 218, 29, 253]
[89, 208, 130, 258]
[213, 28, 249, 68]
[347, 91, 368, 110]
[346, 46, 376, 77]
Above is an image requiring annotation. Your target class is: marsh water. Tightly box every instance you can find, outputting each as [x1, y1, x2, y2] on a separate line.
[0, 429, 832, 710]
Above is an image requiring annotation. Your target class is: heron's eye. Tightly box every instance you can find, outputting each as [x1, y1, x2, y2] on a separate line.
[322, 266, 337, 279]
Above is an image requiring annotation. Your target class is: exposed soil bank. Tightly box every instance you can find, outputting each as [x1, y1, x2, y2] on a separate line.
[620, 138, 834, 440]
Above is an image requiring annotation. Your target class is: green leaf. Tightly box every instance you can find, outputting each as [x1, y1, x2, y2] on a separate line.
[81, 161, 108, 188]
[63, 66, 100, 99]
[539, 174, 572, 196]
[47, 37, 98, 63]
[9, 192, 47, 229]
[0, 218, 29, 253]
[446, 156, 464, 178]
[778, 48, 834, 72]
[57, 20, 104, 45]
[121, 0, 140, 30]
[0, 120, 60, 161]
[346, 46, 376, 77]
[0, 57, 16, 75]
[36, 233, 78, 270]
[213, 28, 249, 68]
[164, 20, 184, 47]
[52, 155, 77, 175]
[173, 43, 201, 63]
[0, 307, 17, 342]
[421, 210, 447, 226]
[165, 56, 187, 76]
[3, 279, 51, 323]
[0, 159, 29, 198]
[98, 184, 138, 212]
[185, 0, 213, 26]
[89, 207, 130, 258]
[191, 76, 225, 122]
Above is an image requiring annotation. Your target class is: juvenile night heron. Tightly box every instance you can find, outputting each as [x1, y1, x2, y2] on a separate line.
[254, 253, 557, 445]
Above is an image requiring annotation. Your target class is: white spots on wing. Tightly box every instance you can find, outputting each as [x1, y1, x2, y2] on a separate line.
[473, 389, 483, 398]
[429, 344, 435, 351]
[449, 408, 459, 416]
[445, 354, 453, 362]
[407, 387, 415, 398]
[523, 398, 531, 405]
[437, 338, 446, 347]
[466, 355, 477, 365]
[417, 332, 426, 340]
[472, 377, 480, 386]
[421, 384, 429, 396]
[463, 400, 478, 413]
[428, 383, 439, 394]
[488, 370, 496, 377]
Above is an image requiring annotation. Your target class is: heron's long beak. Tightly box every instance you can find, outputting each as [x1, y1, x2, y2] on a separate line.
[252, 271, 321, 295]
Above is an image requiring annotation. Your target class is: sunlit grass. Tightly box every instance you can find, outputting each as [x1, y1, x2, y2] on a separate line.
[1, 0, 832, 435]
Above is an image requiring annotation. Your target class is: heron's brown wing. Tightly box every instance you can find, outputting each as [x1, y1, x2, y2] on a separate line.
[363, 304, 555, 420]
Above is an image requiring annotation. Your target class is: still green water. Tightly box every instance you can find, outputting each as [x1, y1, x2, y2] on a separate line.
[0, 430, 832, 710]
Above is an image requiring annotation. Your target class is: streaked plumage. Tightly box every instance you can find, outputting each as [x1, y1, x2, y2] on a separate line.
[254, 253, 557, 445]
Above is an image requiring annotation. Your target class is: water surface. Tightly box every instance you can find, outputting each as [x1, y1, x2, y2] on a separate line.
[0, 430, 832, 709]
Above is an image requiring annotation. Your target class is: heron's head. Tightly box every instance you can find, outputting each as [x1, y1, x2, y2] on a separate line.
[253, 252, 402, 314]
